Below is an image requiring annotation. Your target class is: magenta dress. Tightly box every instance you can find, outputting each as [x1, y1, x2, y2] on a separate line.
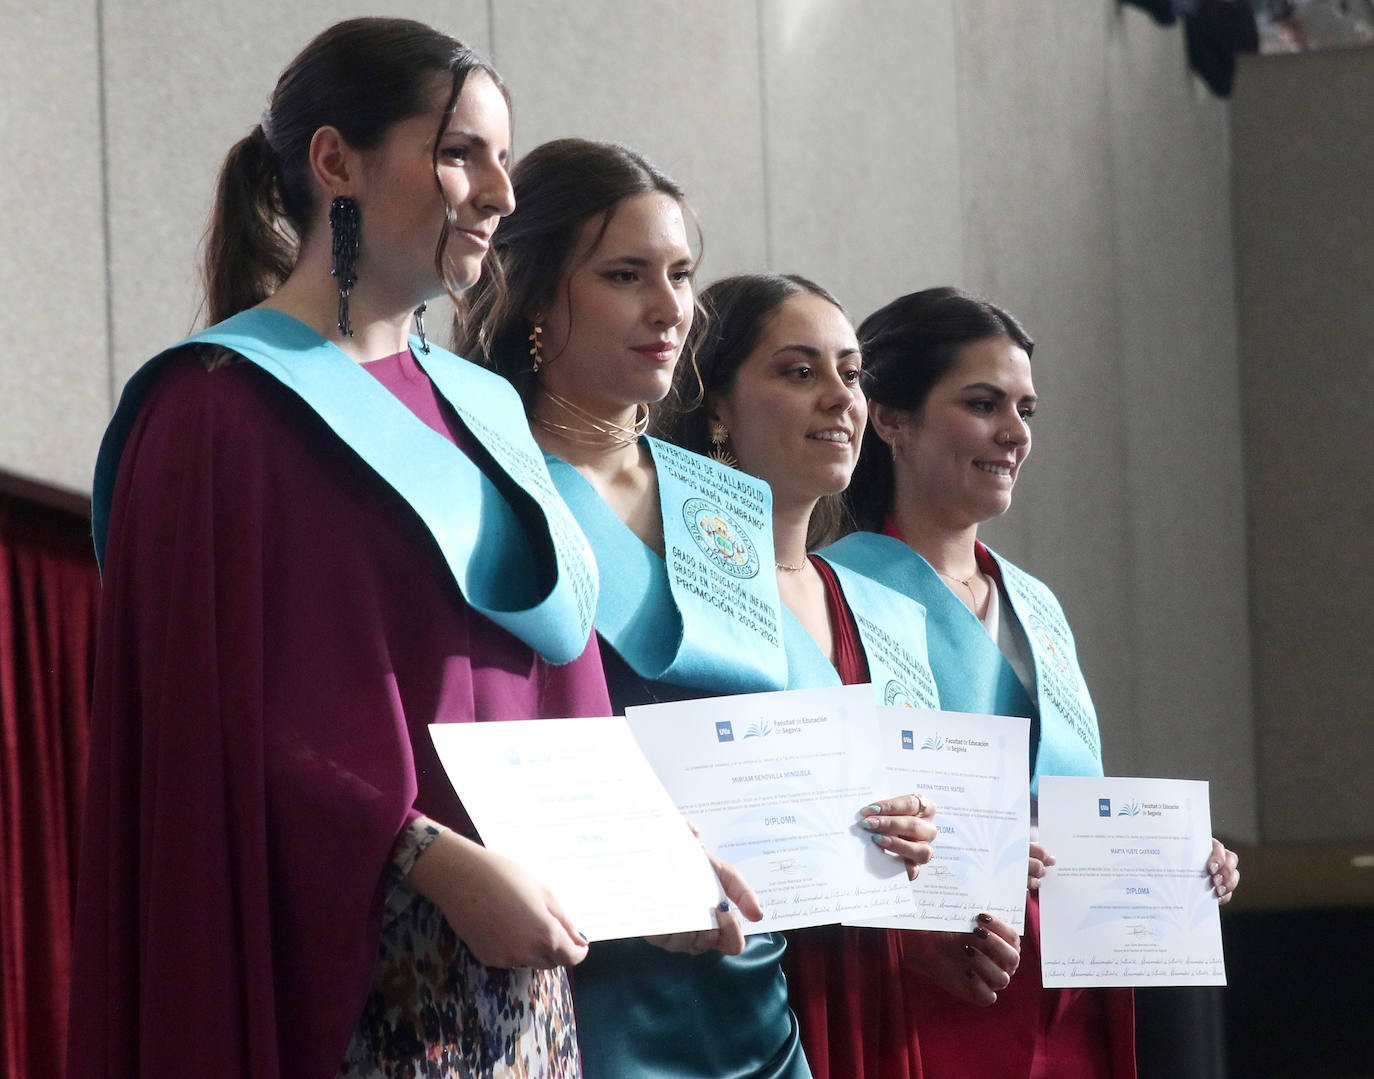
[67, 347, 611, 1079]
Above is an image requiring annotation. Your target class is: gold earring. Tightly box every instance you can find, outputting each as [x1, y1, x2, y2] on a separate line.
[709, 424, 737, 469]
[529, 323, 545, 373]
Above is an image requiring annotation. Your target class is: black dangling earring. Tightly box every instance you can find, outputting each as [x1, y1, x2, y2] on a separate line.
[413, 303, 430, 354]
[329, 196, 360, 337]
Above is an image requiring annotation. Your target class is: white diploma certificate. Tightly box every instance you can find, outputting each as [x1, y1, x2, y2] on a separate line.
[846, 708, 1031, 932]
[428, 717, 723, 943]
[626, 684, 914, 934]
[1038, 775, 1226, 987]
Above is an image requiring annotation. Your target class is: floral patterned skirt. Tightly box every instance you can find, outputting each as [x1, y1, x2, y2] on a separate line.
[338, 875, 580, 1078]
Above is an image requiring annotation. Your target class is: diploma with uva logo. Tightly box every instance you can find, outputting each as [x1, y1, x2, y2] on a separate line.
[1037, 775, 1226, 986]
[429, 717, 723, 943]
[844, 706, 1031, 933]
[625, 684, 917, 934]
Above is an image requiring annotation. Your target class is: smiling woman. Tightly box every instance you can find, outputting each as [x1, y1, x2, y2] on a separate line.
[824, 286, 1242, 1079]
[658, 273, 944, 1079]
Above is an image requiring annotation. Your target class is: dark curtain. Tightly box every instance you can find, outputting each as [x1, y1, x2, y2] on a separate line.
[0, 493, 98, 1079]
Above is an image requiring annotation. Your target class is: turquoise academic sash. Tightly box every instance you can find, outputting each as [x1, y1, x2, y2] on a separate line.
[992, 553, 1103, 782]
[782, 555, 941, 710]
[546, 438, 788, 693]
[821, 532, 1103, 793]
[92, 309, 598, 665]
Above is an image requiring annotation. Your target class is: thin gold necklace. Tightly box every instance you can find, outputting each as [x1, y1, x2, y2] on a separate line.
[776, 558, 808, 573]
[533, 388, 648, 449]
[936, 567, 980, 599]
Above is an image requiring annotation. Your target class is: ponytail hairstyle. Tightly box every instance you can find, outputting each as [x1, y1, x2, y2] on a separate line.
[657, 272, 854, 550]
[456, 137, 700, 407]
[846, 286, 1034, 533]
[202, 16, 506, 324]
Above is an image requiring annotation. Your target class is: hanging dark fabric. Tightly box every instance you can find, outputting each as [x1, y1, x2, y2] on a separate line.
[0, 493, 99, 1079]
[1121, 0, 1260, 97]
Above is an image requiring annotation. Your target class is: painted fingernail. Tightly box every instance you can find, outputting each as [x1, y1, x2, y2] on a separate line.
[1209, 862, 1218, 874]
[1213, 874, 1223, 886]
[977, 913, 993, 924]
[974, 926, 990, 940]
[576, 929, 589, 944]
[963, 944, 977, 957]
[871, 834, 890, 848]
[718, 900, 731, 912]
[862, 816, 881, 831]
[862, 804, 883, 816]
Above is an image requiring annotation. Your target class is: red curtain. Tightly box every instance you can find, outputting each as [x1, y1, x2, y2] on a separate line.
[0, 493, 99, 1079]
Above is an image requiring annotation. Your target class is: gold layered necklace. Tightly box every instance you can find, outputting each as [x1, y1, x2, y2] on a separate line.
[532, 388, 649, 449]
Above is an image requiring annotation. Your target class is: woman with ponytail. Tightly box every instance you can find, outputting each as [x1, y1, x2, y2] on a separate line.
[68, 18, 609, 1079]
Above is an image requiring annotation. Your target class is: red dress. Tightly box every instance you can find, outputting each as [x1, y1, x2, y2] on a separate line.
[880, 522, 1136, 1079]
[900, 893, 1135, 1079]
[779, 557, 924, 1079]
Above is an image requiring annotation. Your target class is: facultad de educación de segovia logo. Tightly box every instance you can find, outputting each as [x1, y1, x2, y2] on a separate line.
[683, 497, 760, 579]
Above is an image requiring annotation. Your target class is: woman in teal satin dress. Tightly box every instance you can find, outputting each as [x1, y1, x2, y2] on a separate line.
[457, 140, 933, 1078]
[456, 137, 804, 1079]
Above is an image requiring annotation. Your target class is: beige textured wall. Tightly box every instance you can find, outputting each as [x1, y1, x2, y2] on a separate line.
[1232, 47, 1374, 844]
[0, 1, 1259, 839]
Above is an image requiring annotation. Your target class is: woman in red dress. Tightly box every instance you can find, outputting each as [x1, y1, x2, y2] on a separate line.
[659, 273, 963, 1079]
[830, 286, 1244, 1078]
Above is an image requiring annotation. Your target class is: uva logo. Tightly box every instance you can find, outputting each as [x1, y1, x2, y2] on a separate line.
[1028, 612, 1072, 677]
[716, 721, 734, 743]
[884, 679, 916, 708]
[683, 498, 760, 579]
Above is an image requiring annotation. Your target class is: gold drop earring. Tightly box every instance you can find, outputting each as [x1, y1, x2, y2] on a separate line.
[529, 322, 545, 372]
[709, 424, 737, 469]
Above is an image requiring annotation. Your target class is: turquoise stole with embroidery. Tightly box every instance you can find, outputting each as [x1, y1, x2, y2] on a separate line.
[546, 438, 789, 694]
[92, 308, 598, 665]
[783, 556, 941, 710]
[822, 532, 1103, 793]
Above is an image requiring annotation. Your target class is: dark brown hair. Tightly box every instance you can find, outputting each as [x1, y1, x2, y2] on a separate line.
[455, 137, 699, 406]
[201, 17, 505, 324]
[846, 286, 1034, 532]
[656, 272, 854, 550]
